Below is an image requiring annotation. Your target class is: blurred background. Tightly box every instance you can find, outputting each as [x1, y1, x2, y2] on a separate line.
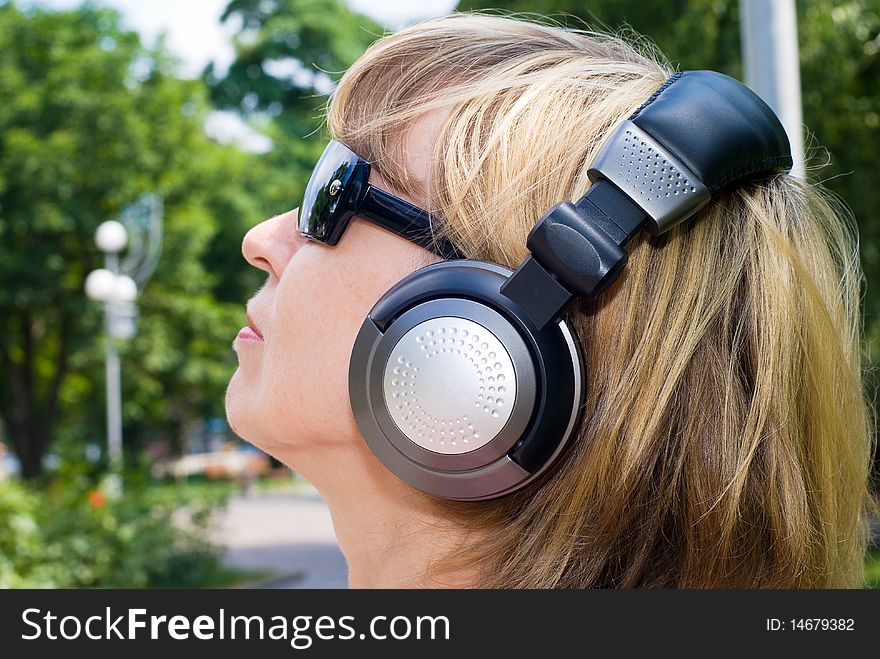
[0, 0, 877, 588]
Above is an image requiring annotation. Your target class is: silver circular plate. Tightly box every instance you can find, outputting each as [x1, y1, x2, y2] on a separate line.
[383, 317, 517, 454]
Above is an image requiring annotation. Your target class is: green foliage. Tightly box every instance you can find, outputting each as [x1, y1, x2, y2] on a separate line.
[0, 464, 229, 588]
[794, 2, 880, 361]
[866, 547, 880, 589]
[206, 0, 385, 218]
[0, 3, 264, 473]
[209, 0, 382, 123]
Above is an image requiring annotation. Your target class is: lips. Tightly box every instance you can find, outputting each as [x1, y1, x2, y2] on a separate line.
[246, 311, 264, 340]
[236, 311, 264, 344]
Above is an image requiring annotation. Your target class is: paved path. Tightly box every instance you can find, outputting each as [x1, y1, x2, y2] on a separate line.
[213, 482, 348, 588]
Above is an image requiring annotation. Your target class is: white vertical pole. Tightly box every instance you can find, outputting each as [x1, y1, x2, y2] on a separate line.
[104, 252, 123, 490]
[739, 0, 806, 178]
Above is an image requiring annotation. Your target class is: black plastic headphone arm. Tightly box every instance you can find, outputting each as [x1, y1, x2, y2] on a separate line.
[499, 256, 573, 331]
[500, 184, 641, 329]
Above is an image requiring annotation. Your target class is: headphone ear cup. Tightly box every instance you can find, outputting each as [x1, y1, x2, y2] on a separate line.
[383, 314, 522, 455]
[349, 260, 585, 501]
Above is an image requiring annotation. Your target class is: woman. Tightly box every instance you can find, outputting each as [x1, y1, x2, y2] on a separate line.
[225, 14, 874, 588]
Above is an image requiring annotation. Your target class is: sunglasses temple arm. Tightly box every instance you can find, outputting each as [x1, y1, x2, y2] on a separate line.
[361, 185, 464, 260]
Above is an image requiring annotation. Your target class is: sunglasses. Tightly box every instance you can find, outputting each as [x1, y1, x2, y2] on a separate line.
[299, 140, 462, 260]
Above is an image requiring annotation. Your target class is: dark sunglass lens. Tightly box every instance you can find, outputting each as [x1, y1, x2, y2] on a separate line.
[300, 141, 361, 242]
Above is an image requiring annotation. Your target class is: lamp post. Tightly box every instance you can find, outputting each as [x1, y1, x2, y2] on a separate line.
[85, 220, 139, 491]
[739, 0, 805, 178]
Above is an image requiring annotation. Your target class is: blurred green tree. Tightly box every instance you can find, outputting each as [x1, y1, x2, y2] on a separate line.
[205, 0, 384, 218]
[0, 3, 261, 477]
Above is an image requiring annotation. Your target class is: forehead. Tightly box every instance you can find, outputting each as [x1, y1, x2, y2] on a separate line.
[371, 107, 449, 205]
[398, 107, 448, 185]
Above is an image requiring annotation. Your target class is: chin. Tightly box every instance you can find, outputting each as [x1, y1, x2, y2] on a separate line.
[224, 369, 287, 458]
[225, 368, 254, 441]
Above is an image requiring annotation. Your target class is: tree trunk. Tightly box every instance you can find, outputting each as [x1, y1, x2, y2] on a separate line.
[17, 428, 46, 480]
[0, 310, 71, 480]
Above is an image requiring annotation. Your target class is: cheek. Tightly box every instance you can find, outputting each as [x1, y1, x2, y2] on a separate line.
[259, 271, 368, 442]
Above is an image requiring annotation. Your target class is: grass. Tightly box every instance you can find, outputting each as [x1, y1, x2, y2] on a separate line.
[152, 564, 273, 589]
[147, 475, 238, 501]
[203, 566, 275, 589]
[147, 471, 308, 499]
[256, 472, 311, 492]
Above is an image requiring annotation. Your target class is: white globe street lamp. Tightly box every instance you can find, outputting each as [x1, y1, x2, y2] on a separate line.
[113, 275, 138, 304]
[84, 268, 118, 302]
[84, 199, 163, 493]
[84, 221, 138, 489]
[95, 220, 128, 253]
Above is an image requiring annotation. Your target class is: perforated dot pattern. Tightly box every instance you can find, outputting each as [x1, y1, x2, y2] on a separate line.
[621, 128, 698, 201]
[383, 317, 516, 455]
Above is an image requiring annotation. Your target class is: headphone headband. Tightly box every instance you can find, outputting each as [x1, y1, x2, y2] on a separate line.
[501, 70, 794, 329]
[591, 70, 794, 235]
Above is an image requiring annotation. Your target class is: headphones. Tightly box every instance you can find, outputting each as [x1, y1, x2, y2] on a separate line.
[348, 71, 793, 500]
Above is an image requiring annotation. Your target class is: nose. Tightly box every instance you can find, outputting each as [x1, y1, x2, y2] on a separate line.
[242, 209, 308, 280]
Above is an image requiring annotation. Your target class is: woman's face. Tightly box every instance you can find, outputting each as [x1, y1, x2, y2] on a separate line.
[225, 117, 443, 459]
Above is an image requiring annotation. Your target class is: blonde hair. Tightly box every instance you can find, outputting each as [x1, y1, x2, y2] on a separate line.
[328, 14, 875, 588]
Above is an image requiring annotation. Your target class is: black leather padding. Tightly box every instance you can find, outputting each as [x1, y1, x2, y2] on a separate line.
[629, 71, 793, 194]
